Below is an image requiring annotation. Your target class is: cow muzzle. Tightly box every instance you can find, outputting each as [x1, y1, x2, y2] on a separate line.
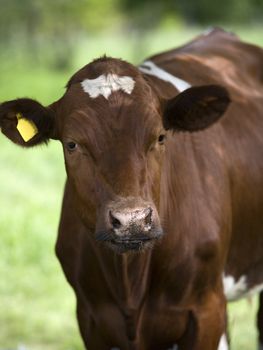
[95, 197, 163, 253]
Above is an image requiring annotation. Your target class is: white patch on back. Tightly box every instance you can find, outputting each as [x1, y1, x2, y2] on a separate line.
[218, 334, 228, 350]
[139, 61, 191, 92]
[81, 74, 135, 99]
[202, 27, 216, 36]
[223, 274, 263, 301]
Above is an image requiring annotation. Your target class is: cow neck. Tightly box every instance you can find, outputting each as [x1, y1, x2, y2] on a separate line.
[71, 184, 152, 310]
[99, 247, 152, 311]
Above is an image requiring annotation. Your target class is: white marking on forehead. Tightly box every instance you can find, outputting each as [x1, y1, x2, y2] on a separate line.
[168, 345, 178, 350]
[111, 348, 120, 350]
[81, 74, 135, 99]
[218, 334, 228, 350]
[139, 60, 191, 92]
[223, 274, 263, 301]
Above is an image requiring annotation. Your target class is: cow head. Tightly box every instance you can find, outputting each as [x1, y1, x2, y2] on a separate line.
[0, 57, 230, 253]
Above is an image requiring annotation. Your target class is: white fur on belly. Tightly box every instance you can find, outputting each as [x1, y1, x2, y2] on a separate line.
[223, 274, 247, 301]
[139, 61, 191, 92]
[218, 334, 228, 350]
[81, 74, 135, 99]
[223, 274, 263, 301]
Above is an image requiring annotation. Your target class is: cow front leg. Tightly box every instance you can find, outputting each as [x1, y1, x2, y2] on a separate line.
[257, 291, 263, 350]
[179, 292, 227, 350]
[76, 302, 110, 350]
[76, 300, 131, 350]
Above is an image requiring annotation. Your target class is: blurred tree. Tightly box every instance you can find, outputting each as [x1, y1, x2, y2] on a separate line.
[0, 0, 121, 69]
[121, 0, 177, 30]
[0, 0, 262, 71]
[175, 0, 254, 24]
[121, 0, 263, 26]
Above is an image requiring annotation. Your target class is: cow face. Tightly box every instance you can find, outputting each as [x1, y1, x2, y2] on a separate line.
[0, 58, 230, 253]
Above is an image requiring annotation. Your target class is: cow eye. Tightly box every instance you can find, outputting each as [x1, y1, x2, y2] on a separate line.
[158, 134, 166, 145]
[66, 141, 77, 152]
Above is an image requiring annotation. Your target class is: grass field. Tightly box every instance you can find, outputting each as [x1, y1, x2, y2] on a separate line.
[0, 26, 263, 349]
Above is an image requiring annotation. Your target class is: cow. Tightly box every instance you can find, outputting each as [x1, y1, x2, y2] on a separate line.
[1, 27, 263, 350]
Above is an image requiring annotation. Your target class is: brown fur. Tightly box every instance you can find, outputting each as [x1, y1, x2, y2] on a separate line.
[1, 28, 263, 349]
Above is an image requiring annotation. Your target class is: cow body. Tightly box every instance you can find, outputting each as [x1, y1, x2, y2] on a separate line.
[1, 28, 263, 349]
[56, 29, 263, 349]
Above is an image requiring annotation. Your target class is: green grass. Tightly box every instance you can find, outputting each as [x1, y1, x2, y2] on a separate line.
[0, 139, 84, 350]
[0, 26, 263, 349]
[228, 298, 258, 349]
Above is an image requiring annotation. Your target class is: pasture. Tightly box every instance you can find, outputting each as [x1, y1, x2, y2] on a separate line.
[0, 26, 262, 349]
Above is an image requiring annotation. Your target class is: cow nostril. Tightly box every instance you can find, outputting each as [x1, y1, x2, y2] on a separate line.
[109, 211, 122, 229]
[145, 208, 152, 226]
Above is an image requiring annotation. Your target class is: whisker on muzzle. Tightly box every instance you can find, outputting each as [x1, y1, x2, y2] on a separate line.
[95, 231, 113, 242]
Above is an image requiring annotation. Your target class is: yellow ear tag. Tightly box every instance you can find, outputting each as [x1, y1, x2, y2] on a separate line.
[16, 113, 38, 142]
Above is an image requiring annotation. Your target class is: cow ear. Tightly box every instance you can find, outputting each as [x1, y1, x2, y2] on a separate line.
[0, 98, 58, 147]
[162, 85, 230, 132]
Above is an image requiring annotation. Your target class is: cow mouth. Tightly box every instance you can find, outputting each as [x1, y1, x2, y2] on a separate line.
[95, 227, 163, 253]
[107, 236, 159, 253]
[112, 237, 150, 245]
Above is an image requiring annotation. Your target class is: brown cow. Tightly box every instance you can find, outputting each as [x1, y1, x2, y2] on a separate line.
[1, 28, 263, 350]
